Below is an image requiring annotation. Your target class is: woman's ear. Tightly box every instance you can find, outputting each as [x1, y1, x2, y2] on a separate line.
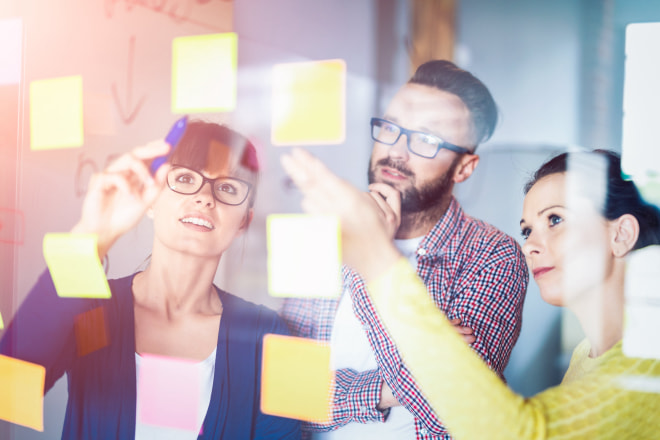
[610, 214, 640, 257]
[146, 207, 154, 219]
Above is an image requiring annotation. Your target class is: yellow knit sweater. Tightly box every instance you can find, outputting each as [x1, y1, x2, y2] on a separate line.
[367, 258, 660, 440]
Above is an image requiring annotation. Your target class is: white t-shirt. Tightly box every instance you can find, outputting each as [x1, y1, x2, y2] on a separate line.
[135, 347, 216, 439]
[314, 237, 423, 440]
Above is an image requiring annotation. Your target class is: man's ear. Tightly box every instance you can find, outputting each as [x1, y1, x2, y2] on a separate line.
[610, 214, 640, 257]
[453, 154, 480, 183]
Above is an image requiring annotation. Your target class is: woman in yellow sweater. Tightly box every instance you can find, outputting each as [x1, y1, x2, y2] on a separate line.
[281, 148, 660, 439]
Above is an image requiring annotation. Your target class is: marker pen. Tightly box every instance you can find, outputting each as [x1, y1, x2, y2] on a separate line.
[150, 115, 188, 175]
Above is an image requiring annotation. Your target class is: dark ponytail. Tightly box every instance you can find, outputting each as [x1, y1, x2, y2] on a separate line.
[525, 149, 660, 250]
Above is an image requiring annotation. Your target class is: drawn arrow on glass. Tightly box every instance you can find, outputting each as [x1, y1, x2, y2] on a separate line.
[112, 35, 146, 125]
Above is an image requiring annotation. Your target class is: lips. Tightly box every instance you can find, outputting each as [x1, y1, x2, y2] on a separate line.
[532, 267, 553, 278]
[379, 165, 411, 182]
[180, 216, 215, 230]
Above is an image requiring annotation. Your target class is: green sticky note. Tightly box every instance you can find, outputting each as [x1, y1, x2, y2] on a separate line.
[30, 75, 84, 150]
[172, 32, 237, 113]
[271, 59, 346, 146]
[43, 233, 111, 298]
[267, 214, 342, 298]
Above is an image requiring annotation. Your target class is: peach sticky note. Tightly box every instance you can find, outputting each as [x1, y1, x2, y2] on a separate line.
[0, 18, 22, 85]
[137, 353, 200, 431]
[74, 307, 110, 357]
[43, 233, 111, 298]
[271, 59, 346, 145]
[172, 32, 237, 113]
[261, 334, 334, 422]
[0, 354, 46, 431]
[30, 75, 84, 150]
[267, 214, 342, 298]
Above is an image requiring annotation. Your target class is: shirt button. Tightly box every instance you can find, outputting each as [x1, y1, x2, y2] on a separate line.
[420, 428, 428, 435]
[359, 406, 366, 413]
[417, 248, 427, 256]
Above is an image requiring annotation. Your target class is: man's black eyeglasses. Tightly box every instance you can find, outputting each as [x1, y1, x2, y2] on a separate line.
[370, 117, 471, 158]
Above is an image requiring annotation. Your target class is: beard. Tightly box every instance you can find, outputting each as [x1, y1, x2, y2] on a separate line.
[368, 158, 459, 214]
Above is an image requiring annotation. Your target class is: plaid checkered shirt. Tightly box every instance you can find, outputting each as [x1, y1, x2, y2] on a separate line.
[280, 197, 529, 440]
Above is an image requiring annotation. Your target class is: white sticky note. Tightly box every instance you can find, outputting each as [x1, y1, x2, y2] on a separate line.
[623, 245, 660, 359]
[0, 18, 22, 85]
[267, 214, 342, 298]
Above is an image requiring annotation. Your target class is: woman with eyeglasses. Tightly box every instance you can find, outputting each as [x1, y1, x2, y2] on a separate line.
[0, 121, 300, 439]
[281, 147, 660, 439]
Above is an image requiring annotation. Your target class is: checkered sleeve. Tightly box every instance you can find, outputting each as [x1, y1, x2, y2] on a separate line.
[279, 298, 387, 433]
[450, 236, 528, 376]
[347, 236, 528, 437]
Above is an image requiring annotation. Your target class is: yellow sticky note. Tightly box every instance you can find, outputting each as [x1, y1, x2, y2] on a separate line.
[30, 75, 84, 150]
[172, 32, 237, 113]
[271, 59, 346, 145]
[43, 233, 111, 298]
[267, 214, 342, 298]
[0, 354, 45, 431]
[261, 334, 333, 422]
[0, 310, 4, 330]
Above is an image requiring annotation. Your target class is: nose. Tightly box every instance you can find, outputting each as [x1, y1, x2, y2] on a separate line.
[194, 181, 216, 207]
[522, 231, 543, 258]
[387, 132, 410, 161]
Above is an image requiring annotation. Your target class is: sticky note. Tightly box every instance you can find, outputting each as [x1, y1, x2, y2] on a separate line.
[43, 233, 111, 298]
[0, 310, 4, 330]
[0, 207, 25, 245]
[0, 18, 22, 85]
[267, 214, 342, 298]
[137, 354, 200, 431]
[261, 334, 333, 422]
[271, 59, 346, 145]
[74, 307, 110, 357]
[30, 75, 84, 150]
[0, 354, 45, 431]
[172, 32, 237, 113]
[623, 245, 660, 359]
[622, 23, 660, 191]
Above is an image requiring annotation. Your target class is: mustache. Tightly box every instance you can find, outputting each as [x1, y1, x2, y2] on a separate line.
[375, 158, 413, 178]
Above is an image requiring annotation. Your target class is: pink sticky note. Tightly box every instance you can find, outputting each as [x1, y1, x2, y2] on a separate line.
[137, 353, 200, 431]
[0, 18, 22, 85]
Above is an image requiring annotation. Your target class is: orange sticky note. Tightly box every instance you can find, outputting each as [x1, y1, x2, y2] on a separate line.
[74, 307, 110, 357]
[261, 334, 334, 422]
[271, 59, 346, 145]
[43, 233, 111, 298]
[0, 354, 46, 431]
[137, 354, 200, 431]
[30, 75, 84, 150]
[267, 214, 342, 298]
[172, 32, 237, 113]
[0, 18, 22, 85]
